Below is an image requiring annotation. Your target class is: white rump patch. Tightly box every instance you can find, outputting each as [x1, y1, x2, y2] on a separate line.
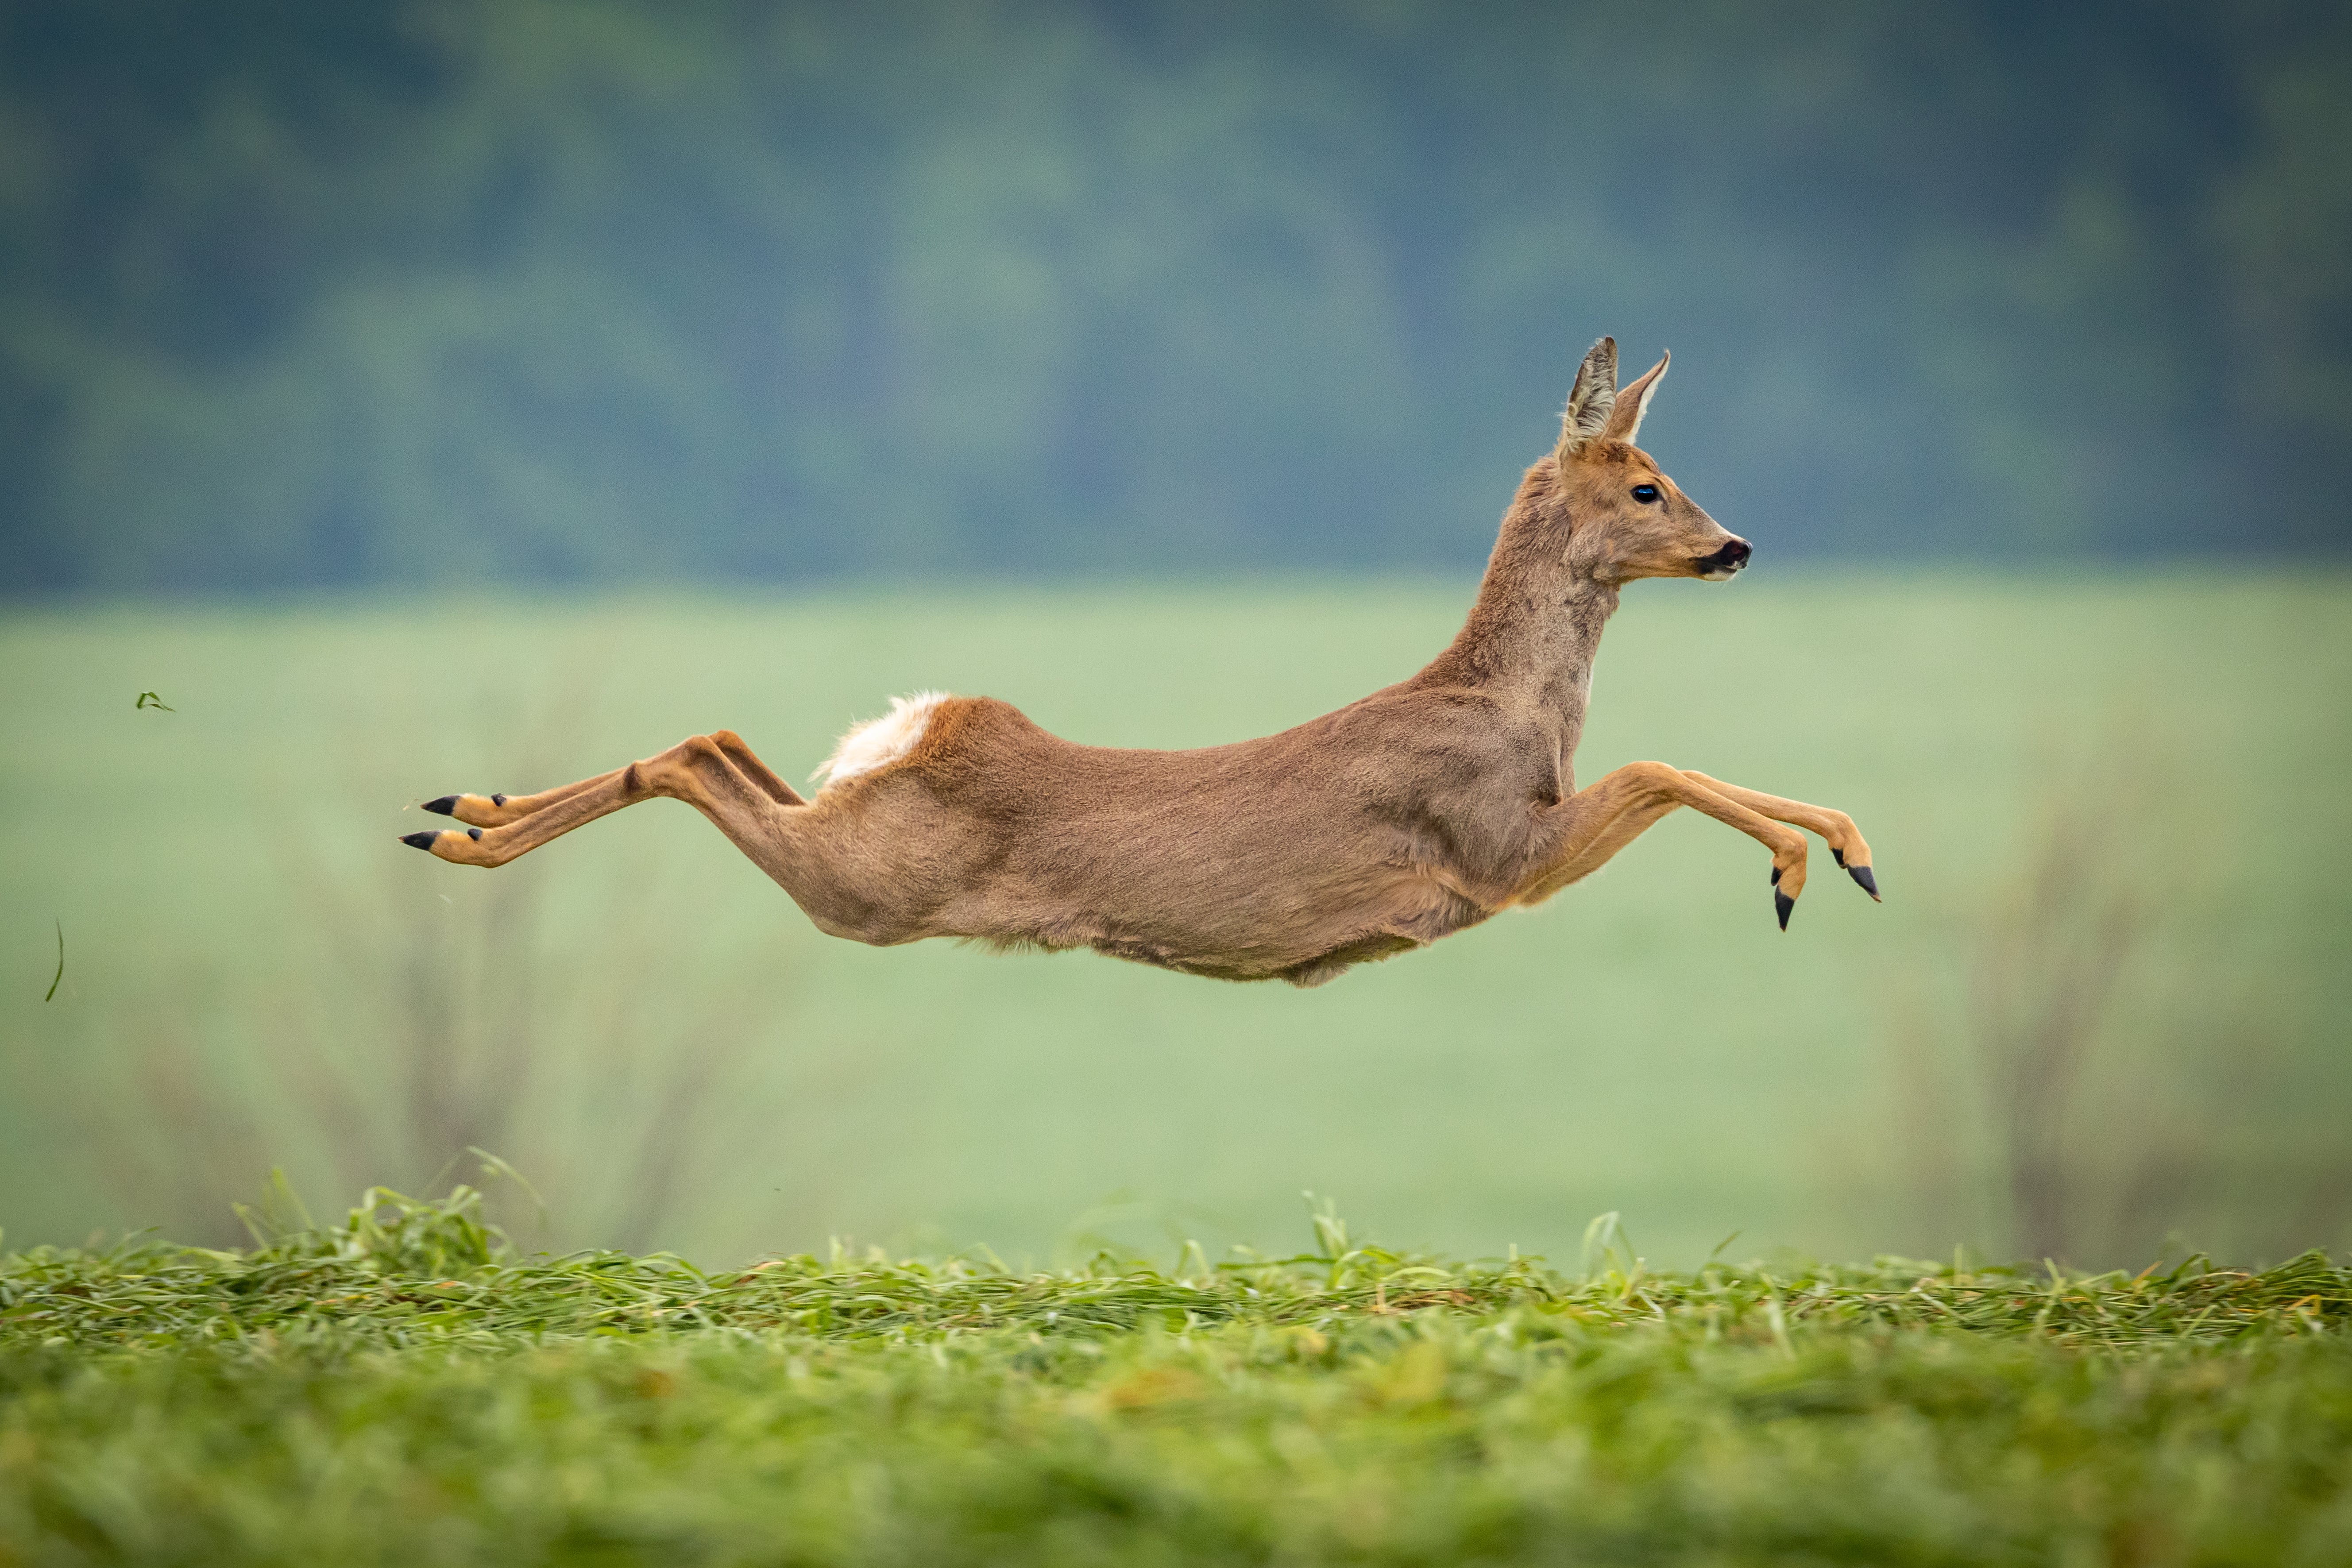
[811, 691, 953, 787]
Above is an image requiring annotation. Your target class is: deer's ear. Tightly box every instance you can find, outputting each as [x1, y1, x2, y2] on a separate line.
[1600, 351, 1668, 445]
[1556, 336, 1618, 463]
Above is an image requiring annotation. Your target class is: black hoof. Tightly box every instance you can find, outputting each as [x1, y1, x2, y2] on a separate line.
[400, 831, 441, 852]
[1775, 890, 1795, 931]
[1830, 847, 1846, 868]
[422, 795, 459, 816]
[1849, 864, 1880, 900]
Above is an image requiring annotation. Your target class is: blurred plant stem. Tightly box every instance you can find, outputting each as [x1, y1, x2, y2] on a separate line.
[1970, 778, 2145, 1262]
[1880, 727, 2347, 1267]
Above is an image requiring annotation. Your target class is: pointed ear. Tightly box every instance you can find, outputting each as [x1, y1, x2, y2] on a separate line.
[1555, 336, 1618, 463]
[1600, 350, 1668, 445]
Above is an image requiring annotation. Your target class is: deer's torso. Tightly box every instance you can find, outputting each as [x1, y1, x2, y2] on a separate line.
[799, 683, 1584, 985]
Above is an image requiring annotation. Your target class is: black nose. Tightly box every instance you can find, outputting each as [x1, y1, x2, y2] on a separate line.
[1698, 538, 1751, 573]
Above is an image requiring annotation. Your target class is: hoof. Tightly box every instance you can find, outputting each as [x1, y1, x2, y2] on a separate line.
[422, 795, 460, 816]
[1775, 890, 1795, 931]
[1849, 864, 1880, 901]
[400, 830, 441, 852]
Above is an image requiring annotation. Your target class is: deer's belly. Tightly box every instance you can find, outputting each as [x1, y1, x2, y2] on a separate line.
[958, 861, 1492, 985]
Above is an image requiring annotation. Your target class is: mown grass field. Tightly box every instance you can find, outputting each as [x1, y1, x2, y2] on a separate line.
[2, 573, 2349, 1266]
[4, 1184, 2349, 1565]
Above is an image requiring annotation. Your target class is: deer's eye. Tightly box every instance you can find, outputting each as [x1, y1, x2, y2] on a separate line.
[1630, 483, 1660, 504]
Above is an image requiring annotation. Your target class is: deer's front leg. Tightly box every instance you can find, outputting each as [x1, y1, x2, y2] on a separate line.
[1518, 761, 1816, 929]
[1678, 772, 1878, 900]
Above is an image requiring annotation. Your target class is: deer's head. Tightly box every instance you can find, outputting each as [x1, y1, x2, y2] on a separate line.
[1550, 338, 1749, 586]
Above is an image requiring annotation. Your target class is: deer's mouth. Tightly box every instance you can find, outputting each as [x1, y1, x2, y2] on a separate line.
[1694, 538, 1752, 580]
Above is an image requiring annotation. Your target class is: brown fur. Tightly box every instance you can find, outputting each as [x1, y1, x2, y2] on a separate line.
[404, 338, 1877, 985]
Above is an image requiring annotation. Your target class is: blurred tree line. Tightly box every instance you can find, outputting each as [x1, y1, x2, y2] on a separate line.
[1, 0, 2345, 592]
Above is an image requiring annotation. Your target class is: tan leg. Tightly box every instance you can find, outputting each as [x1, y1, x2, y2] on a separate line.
[707, 730, 806, 807]
[422, 769, 619, 828]
[403, 734, 792, 869]
[1679, 771, 1878, 899]
[1528, 790, 1689, 895]
[1515, 761, 1821, 929]
[420, 730, 804, 828]
[405, 734, 930, 948]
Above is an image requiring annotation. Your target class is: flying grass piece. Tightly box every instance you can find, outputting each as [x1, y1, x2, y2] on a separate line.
[134, 691, 174, 711]
[44, 919, 62, 1002]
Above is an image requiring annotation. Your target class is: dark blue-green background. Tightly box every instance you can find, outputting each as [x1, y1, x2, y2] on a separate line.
[5, 0, 2347, 593]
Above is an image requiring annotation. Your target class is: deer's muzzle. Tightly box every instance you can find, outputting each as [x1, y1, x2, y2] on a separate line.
[1694, 538, 1751, 579]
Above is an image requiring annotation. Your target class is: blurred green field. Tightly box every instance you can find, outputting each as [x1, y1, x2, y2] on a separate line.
[2, 573, 2348, 1267]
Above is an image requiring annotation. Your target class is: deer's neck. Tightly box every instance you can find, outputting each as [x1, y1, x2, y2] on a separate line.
[1425, 565, 1618, 738]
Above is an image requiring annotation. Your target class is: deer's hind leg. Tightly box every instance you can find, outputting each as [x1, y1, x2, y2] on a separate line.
[419, 770, 618, 829]
[402, 732, 801, 869]
[421, 730, 804, 828]
[408, 733, 947, 947]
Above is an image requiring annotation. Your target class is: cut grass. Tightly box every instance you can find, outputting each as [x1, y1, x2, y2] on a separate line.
[4, 1185, 2348, 1565]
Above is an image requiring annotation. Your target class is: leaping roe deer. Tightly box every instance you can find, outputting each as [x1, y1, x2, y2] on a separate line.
[402, 336, 1878, 986]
